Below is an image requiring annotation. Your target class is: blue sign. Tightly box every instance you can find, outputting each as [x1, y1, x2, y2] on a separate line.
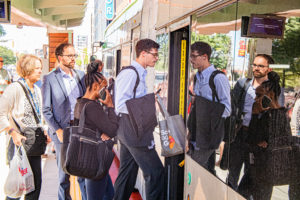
[105, 0, 114, 20]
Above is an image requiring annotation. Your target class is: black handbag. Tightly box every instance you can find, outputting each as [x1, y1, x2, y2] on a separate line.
[7, 82, 47, 159]
[61, 102, 115, 180]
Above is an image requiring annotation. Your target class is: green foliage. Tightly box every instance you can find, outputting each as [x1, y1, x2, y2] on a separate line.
[156, 34, 169, 72]
[0, 46, 16, 65]
[191, 32, 231, 70]
[0, 25, 6, 37]
[272, 17, 300, 74]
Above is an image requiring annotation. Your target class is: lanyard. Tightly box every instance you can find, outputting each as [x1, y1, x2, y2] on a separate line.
[23, 79, 41, 121]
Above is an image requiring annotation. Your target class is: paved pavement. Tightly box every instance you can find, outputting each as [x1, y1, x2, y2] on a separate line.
[0, 133, 58, 200]
[0, 132, 290, 200]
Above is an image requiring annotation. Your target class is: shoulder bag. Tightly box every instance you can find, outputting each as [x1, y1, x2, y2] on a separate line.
[61, 102, 115, 180]
[7, 81, 47, 159]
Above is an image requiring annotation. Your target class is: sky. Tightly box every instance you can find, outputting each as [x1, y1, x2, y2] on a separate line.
[0, 0, 93, 55]
[0, 24, 48, 54]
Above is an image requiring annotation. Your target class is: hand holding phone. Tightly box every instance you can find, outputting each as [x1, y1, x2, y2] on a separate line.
[99, 87, 107, 101]
[262, 95, 272, 109]
[99, 88, 114, 108]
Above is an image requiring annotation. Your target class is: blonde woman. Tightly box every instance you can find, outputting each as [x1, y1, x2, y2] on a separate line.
[0, 54, 45, 200]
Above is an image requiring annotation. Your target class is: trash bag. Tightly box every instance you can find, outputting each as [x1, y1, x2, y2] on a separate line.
[4, 146, 35, 198]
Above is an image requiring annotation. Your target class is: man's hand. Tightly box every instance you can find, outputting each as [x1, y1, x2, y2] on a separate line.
[101, 133, 111, 141]
[258, 141, 268, 148]
[56, 129, 63, 142]
[11, 131, 26, 146]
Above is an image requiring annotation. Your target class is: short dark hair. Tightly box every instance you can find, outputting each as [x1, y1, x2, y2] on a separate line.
[255, 54, 275, 66]
[136, 39, 160, 58]
[191, 42, 212, 61]
[55, 43, 74, 59]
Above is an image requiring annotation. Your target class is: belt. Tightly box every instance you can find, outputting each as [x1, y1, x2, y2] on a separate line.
[242, 126, 249, 131]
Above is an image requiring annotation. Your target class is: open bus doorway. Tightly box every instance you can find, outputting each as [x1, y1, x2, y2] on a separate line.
[164, 26, 189, 200]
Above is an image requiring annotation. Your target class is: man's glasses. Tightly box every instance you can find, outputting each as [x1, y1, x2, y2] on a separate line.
[146, 51, 159, 58]
[61, 54, 78, 58]
[252, 64, 268, 68]
[190, 54, 203, 59]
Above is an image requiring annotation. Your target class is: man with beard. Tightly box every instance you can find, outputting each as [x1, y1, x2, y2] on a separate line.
[227, 54, 273, 197]
[42, 43, 87, 200]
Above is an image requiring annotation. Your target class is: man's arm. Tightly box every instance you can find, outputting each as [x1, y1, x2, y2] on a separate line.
[214, 74, 231, 118]
[42, 75, 61, 132]
[115, 69, 138, 114]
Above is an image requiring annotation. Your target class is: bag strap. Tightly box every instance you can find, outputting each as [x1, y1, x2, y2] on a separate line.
[78, 101, 92, 134]
[156, 93, 170, 119]
[119, 66, 140, 98]
[237, 78, 252, 110]
[73, 70, 84, 93]
[17, 81, 40, 125]
[209, 70, 225, 103]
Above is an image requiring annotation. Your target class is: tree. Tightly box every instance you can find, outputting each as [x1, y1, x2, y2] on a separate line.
[0, 24, 6, 37]
[0, 46, 16, 65]
[273, 17, 300, 74]
[191, 32, 231, 70]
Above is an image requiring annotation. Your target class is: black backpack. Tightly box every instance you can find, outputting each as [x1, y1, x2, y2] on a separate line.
[225, 77, 251, 143]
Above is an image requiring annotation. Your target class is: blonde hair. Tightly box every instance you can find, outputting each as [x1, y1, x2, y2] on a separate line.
[16, 54, 42, 78]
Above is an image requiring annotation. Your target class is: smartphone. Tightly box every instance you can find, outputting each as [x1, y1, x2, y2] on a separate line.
[262, 95, 272, 108]
[155, 88, 162, 94]
[99, 87, 107, 101]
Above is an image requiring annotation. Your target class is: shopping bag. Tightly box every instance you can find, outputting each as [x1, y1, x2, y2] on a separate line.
[156, 94, 186, 157]
[4, 146, 35, 198]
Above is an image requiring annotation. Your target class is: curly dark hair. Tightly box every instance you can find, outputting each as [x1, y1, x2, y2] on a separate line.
[84, 70, 105, 91]
[87, 60, 103, 73]
[262, 71, 281, 98]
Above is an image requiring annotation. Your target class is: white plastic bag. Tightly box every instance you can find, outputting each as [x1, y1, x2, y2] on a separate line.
[4, 146, 35, 198]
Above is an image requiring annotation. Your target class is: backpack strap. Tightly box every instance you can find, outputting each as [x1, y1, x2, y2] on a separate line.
[238, 78, 252, 108]
[119, 66, 140, 98]
[209, 70, 225, 102]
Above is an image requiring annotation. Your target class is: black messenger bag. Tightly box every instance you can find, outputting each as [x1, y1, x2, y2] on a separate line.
[123, 66, 157, 138]
[187, 70, 226, 150]
[61, 102, 114, 180]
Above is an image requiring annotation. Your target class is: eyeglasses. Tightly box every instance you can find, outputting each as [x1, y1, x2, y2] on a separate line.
[252, 64, 268, 68]
[0, 61, 3, 63]
[190, 54, 203, 59]
[61, 54, 78, 58]
[146, 51, 159, 58]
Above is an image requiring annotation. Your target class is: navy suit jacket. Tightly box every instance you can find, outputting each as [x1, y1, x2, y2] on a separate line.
[42, 67, 85, 138]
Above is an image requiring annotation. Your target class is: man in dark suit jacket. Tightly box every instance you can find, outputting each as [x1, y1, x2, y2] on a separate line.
[42, 43, 86, 200]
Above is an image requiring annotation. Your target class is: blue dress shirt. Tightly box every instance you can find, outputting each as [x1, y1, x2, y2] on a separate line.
[194, 65, 231, 118]
[242, 79, 256, 127]
[115, 60, 148, 114]
[60, 68, 81, 120]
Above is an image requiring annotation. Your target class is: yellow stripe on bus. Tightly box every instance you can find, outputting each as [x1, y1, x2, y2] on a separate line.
[179, 39, 186, 118]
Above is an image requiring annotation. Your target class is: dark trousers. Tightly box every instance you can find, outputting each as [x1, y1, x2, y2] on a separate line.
[50, 133, 87, 200]
[6, 156, 42, 200]
[114, 142, 164, 200]
[227, 130, 249, 191]
[189, 148, 216, 174]
[85, 174, 114, 200]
